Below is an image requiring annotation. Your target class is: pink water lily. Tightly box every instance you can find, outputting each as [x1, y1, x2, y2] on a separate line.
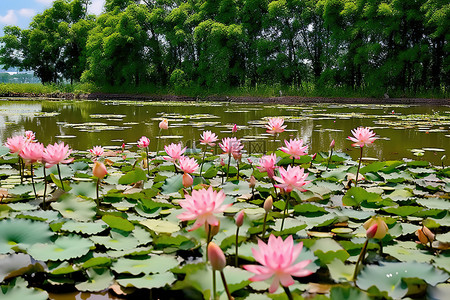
[348, 127, 377, 148]
[20, 142, 44, 164]
[24, 130, 36, 142]
[266, 117, 286, 134]
[279, 138, 308, 159]
[243, 235, 313, 293]
[219, 137, 243, 155]
[200, 130, 218, 146]
[176, 156, 199, 174]
[5, 135, 26, 154]
[257, 153, 277, 179]
[159, 118, 169, 130]
[42, 142, 74, 168]
[89, 146, 104, 157]
[177, 186, 232, 231]
[137, 136, 150, 148]
[273, 165, 311, 193]
[164, 142, 186, 162]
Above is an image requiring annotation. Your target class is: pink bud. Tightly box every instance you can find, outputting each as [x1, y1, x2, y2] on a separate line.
[182, 173, 193, 188]
[247, 158, 253, 164]
[208, 242, 226, 271]
[232, 152, 242, 161]
[93, 161, 107, 179]
[220, 158, 225, 167]
[249, 175, 256, 189]
[121, 143, 125, 150]
[311, 153, 317, 160]
[235, 210, 245, 227]
[232, 124, 238, 133]
[330, 139, 335, 149]
[263, 196, 273, 212]
[366, 223, 378, 239]
[159, 118, 169, 130]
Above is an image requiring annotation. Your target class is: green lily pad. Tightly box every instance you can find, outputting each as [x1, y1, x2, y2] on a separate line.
[117, 272, 176, 289]
[326, 258, 354, 283]
[51, 194, 97, 221]
[0, 278, 48, 300]
[60, 220, 107, 235]
[384, 243, 433, 263]
[383, 206, 423, 217]
[356, 262, 449, 298]
[102, 214, 135, 232]
[68, 181, 97, 199]
[330, 285, 371, 300]
[90, 230, 139, 251]
[161, 174, 183, 194]
[82, 257, 112, 269]
[75, 268, 114, 292]
[112, 255, 179, 275]
[0, 219, 53, 254]
[27, 235, 94, 261]
[119, 168, 147, 185]
[140, 219, 180, 234]
[342, 187, 381, 207]
[0, 253, 45, 282]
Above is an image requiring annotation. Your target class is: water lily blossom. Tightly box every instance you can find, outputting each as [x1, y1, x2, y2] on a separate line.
[200, 130, 218, 146]
[257, 153, 277, 179]
[42, 142, 74, 168]
[348, 127, 377, 148]
[89, 146, 104, 157]
[5, 135, 26, 154]
[273, 165, 311, 193]
[164, 142, 187, 162]
[280, 138, 308, 159]
[24, 130, 36, 142]
[137, 136, 150, 148]
[20, 142, 44, 164]
[243, 235, 313, 293]
[219, 137, 243, 155]
[182, 173, 194, 188]
[93, 161, 108, 179]
[177, 186, 231, 231]
[176, 156, 199, 174]
[159, 118, 169, 130]
[208, 242, 226, 271]
[266, 117, 286, 134]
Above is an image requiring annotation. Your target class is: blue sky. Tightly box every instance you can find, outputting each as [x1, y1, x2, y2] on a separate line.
[0, 0, 105, 36]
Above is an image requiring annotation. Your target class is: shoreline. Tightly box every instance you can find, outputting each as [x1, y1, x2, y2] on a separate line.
[1, 92, 449, 105]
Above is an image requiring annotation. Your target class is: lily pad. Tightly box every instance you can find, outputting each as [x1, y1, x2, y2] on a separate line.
[75, 268, 114, 292]
[27, 235, 94, 261]
[51, 194, 97, 221]
[102, 214, 135, 232]
[112, 255, 179, 275]
[117, 271, 176, 289]
[140, 219, 180, 234]
[0, 219, 53, 254]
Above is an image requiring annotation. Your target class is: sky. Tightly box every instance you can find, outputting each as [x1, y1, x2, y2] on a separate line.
[0, 0, 105, 36]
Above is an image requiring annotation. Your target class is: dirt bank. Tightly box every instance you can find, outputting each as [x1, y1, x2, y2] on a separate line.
[1, 92, 449, 105]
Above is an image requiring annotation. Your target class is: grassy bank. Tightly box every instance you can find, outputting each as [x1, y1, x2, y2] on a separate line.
[0, 82, 448, 99]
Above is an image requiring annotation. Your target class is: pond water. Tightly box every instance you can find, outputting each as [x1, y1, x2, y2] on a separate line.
[0, 99, 449, 164]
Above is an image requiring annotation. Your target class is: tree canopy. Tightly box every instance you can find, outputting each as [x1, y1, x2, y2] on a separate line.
[1, 0, 448, 94]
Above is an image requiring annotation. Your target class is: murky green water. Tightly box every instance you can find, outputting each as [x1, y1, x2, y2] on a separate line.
[1, 99, 449, 164]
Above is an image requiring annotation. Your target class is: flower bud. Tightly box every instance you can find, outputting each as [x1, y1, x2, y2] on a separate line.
[220, 158, 225, 167]
[208, 242, 226, 271]
[311, 153, 317, 160]
[263, 196, 273, 212]
[363, 216, 388, 239]
[366, 224, 378, 239]
[232, 152, 242, 161]
[235, 210, 245, 227]
[159, 118, 169, 130]
[330, 139, 335, 149]
[182, 173, 193, 188]
[416, 226, 434, 245]
[249, 175, 256, 189]
[93, 161, 107, 179]
[205, 221, 220, 237]
[232, 124, 238, 133]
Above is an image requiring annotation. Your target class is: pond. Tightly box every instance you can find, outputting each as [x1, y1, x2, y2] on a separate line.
[1, 99, 449, 164]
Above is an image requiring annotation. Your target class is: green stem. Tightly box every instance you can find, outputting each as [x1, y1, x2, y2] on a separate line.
[220, 270, 233, 300]
[199, 145, 207, 178]
[355, 146, 363, 187]
[326, 149, 333, 171]
[156, 129, 161, 156]
[206, 224, 212, 262]
[280, 193, 290, 232]
[292, 157, 295, 167]
[352, 238, 369, 283]
[212, 270, 217, 300]
[57, 164, 65, 191]
[145, 147, 150, 176]
[262, 212, 268, 240]
[225, 152, 232, 182]
[96, 178, 100, 208]
[236, 160, 240, 181]
[42, 166, 47, 210]
[30, 164, 37, 200]
[235, 227, 240, 267]
[283, 285, 294, 300]
[273, 134, 277, 153]
[19, 157, 23, 184]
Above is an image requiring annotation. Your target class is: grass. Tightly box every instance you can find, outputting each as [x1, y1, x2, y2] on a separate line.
[0, 82, 448, 99]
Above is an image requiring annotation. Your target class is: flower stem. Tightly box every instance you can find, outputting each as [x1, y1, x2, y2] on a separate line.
[156, 129, 161, 156]
[326, 148, 333, 171]
[225, 153, 232, 182]
[282, 285, 294, 300]
[42, 166, 47, 210]
[145, 147, 150, 176]
[235, 227, 240, 267]
[292, 157, 295, 167]
[30, 164, 38, 200]
[352, 238, 369, 283]
[262, 212, 268, 240]
[280, 193, 290, 232]
[57, 164, 65, 191]
[219, 270, 233, 300]
[96, 178, 100, 208]
[273, 134, 276, 153]
[355, 146, 363, 187]
[199, 145, 207, 178]
[212, 269, 217, 300]
[19, 157, 23, 184]
[206, 224, 212, 262]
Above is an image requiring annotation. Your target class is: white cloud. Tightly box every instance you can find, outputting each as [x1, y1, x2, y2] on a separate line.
[88, 0, 105, 15]
[0, 10, 18, 25]
[18, 8, 36, 18]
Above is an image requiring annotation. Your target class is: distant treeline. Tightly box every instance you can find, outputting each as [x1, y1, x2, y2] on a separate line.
[0, 72, 40, 84]
[0, 0, 448, 96]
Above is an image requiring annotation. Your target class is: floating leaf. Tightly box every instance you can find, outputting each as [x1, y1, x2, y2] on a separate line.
[112, 255, 179, 275]
[68, 181, 97, 199]
[117, 272, 176, 289]
[383, 206, 423, 217]
[82, 257, 112, 269]
[90, 230, 139, 251]
[0, 253, 45, 282]
[102, 215, 135, 232]
[0, 280, 48, 300]
[119, 168, 147, 185]
[60, 220, 107, 235]
[27, 235, 94, 261]
[342, 187, 381, 206]
[330, 285, 371, 300]
[75, 268, 114, 292]
[51, 194, 96, 221]
[0, 219, 53, 254]
[161, 174, 183, 194]
[326, 258, 354, 283]
[356, 262, 449, 298]
[140, 219, 180, 234]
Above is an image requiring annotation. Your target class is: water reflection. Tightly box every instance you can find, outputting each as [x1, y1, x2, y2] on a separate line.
[0, 99, 448, 165]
